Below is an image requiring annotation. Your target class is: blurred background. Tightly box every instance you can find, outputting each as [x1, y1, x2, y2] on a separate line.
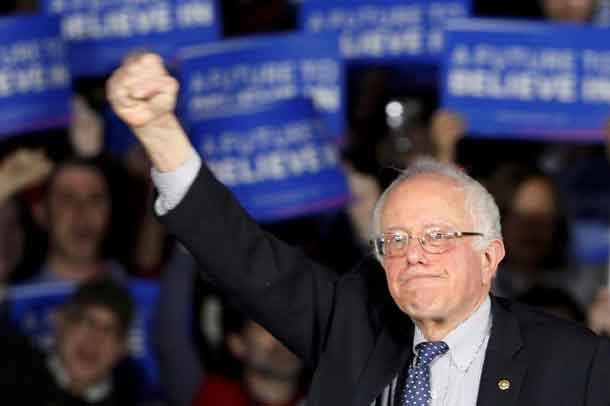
[2, 0, 610, 405]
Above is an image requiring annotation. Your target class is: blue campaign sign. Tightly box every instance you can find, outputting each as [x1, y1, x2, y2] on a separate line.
[299, 0, 471, 64]
[177, 32, 346, 138]
[8, 281, 75, 349]
[0, 14, 71, 137]
[41, 0, 220, 77]
[8, 279, 161, 395]
[441, 19, 610, 141]
[189, 97, 351, 222]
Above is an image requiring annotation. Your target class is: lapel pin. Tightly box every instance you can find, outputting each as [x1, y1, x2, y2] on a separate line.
[498, 379, 511, 391]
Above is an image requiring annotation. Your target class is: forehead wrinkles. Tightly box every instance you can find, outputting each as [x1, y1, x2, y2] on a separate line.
[382, 174, 470, 230]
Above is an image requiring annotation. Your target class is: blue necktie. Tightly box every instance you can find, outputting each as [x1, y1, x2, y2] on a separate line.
[402, 341, 449, 406]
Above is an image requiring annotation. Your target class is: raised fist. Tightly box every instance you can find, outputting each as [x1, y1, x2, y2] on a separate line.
[430, 109, 466, 164]
[0, 148, 53, 203]
[106, 53, 179, 131]
[106, 53, 193, 172]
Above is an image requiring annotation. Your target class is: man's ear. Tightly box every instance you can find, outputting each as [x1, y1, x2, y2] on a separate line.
[227, 332, 246, 361]
[480, 239, 505, 285]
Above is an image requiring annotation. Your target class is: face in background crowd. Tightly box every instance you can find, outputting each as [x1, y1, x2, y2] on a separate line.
[541, 0, 597, 22]
[229, 321, 302, 381]
[379, 173, 504, 338]
[55, 304, 128, 393]
[502, 176, 558, 270]
[0, 199, 24, 283]
[44, 163, 111, 266]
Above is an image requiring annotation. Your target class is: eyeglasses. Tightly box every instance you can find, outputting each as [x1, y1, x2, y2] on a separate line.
[371, 227, 484, 258]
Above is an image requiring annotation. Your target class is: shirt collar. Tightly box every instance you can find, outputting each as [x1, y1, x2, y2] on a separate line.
[413, 295, 492, 371]
[47, 354, 112, 402]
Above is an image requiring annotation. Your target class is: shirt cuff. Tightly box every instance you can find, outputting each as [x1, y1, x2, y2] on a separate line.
[151, 152, 202, 216]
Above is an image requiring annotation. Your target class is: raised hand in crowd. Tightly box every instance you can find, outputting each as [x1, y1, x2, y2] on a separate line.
[69, 95, 105, 158]
[0, 148, 53, 204]
[0, 148, 51, 286]
[429, 109, 466, 164]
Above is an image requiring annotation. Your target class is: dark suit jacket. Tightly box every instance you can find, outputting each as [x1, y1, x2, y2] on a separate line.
[160, 164, 610, 406]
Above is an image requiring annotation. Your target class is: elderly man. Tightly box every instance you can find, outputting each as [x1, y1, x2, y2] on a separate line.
[107, 54, 610, 406]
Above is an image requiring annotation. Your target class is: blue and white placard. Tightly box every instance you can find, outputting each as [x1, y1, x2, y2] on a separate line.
[177, 32, 346, 138]
[299, 0, 471, 64]
[42, 0, 220, 76]
[189, 97, 350, 222]
[442, 19, 610, 141]
[0, 14, 71, 137]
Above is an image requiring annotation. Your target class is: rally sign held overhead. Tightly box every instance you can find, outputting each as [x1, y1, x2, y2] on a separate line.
[177, 32, 346, 138]
[42, 0, 220, 76]
[0, 14, 71, 137]
[299, 0, 471, 64]
[188, 98, 350, 222]
[442, 19, 610, 141]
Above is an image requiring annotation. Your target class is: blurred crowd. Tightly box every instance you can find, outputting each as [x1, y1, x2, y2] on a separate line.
[2, 0, 610, 405]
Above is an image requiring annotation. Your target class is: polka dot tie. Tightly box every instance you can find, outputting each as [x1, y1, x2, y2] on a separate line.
[402, 341, 449, 406]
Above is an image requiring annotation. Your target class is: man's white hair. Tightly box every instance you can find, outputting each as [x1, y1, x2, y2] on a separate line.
[371, 157, 502, 262]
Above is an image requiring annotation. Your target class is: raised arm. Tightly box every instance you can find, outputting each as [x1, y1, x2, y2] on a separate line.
[106, 54, 340, 367]
[106, 53, 194, 172]
[0, 149, 53, 205]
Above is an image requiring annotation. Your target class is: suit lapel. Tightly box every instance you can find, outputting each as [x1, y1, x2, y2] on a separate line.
[353, 305, 414, 406]
[476, 296, 527, 406]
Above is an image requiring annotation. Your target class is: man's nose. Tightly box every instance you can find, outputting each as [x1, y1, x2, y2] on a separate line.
[405, 236, 427, 265]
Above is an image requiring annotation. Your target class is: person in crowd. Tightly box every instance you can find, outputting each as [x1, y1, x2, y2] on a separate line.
[0, 148, 53, 296]
[41, 277, 137, 405]
[156, 244, 306, 406]
[534, 0, 610, 222]
[29, 157, 127, 283]
[193, 303, 304, 406]
[539, 0, 599, 23]
[0, 149, 56, 397]
[107, 53, 610, 406]
[2, 277, 138, 405]
[487, 164, 603, 308]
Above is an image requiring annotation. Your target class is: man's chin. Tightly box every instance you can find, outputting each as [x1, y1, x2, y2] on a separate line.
[400, 298, 444, 321]
[69, 365, 105, 387]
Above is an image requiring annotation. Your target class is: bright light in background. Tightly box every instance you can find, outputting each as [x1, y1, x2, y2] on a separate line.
[385, 100, 403, 118]
[385, 100, 404, 128]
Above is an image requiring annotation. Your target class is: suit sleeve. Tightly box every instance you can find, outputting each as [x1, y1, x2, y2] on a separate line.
[157, 163, 340, 366]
